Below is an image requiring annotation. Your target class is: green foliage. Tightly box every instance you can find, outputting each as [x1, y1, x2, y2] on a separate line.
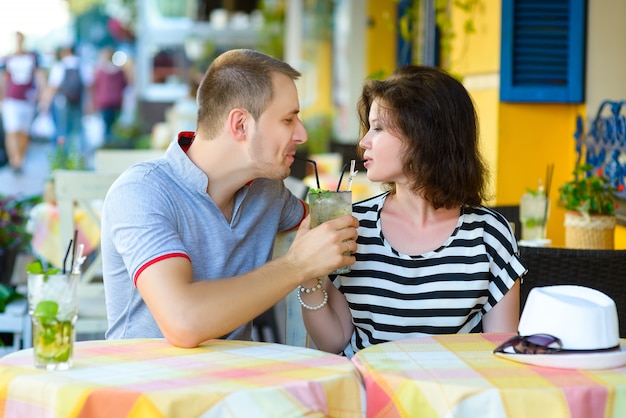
[367, 69, 389, 81]
[48, 139, 85, 171]
[0, 284, 24, 313]
[257, 0, 286, 58]
[303, 113, 334, 155]
[398, 0, 481, 70]
[0, 195, 40, 252]
[103, 122, 151, 150]
[558, 164, 623, 217]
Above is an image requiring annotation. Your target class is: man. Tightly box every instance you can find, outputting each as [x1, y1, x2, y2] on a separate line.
[0, 31, 46, 172]
[101, 49, 358, 347]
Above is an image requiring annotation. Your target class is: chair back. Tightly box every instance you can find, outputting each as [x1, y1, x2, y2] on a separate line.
[489, 205, 520, 241]
[519, 246, 626, 337]
[94, 149, 164, 174]
[272, 230, 309, 347]
[53, 170, 119, 285]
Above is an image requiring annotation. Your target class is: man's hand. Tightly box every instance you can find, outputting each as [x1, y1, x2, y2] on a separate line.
[285, 214, 358, 280]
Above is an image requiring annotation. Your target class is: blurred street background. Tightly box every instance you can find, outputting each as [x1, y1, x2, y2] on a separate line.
[0, 0, 70, 197]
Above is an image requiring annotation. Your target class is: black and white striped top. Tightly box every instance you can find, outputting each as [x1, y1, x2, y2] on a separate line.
[332, 192, 527, 358]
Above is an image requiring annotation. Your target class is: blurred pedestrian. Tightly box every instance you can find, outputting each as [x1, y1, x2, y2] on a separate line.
[40, 44, 93, 158]
[92, 46, 128, 143]
[0, 31, 47, 172]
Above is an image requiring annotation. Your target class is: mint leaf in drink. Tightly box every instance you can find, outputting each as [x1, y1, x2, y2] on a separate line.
[26, 260, 60, 282]
[308, 188, 333, 198]
[26, 261, 45, 274]
[34, 300, 59, 323]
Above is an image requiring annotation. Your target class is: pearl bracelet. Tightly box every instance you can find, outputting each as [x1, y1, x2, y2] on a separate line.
[298, 277, 323, 294]
[297, 287, 328, 310]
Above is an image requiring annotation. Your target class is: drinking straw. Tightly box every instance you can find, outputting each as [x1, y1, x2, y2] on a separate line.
[70, 229, 78, 273]
[62, 239, 73, 274]
[72, 244, 86, 274]
[337, 160, 361, 191]
[336, 163, 349, 191]
[295, 156, 320, 189]
[543, 163, 555, 236]
[347, 160, 358, 192]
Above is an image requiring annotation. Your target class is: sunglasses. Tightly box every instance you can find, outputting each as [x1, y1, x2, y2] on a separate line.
[493, 333, 562, 354]
[494, 333, 621, 355]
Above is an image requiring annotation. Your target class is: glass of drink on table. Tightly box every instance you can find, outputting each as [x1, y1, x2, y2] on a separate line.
[308, 189, 353, 274]
[27, 264, 79, 371]
[520, 190, 549, 241]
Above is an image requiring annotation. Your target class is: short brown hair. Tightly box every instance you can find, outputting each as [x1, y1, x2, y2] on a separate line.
[357, 65, 489, 209]
[196, 49, 301, 138]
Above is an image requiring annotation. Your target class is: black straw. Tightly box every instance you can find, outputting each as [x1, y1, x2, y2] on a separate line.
[295, 156, 320, 189]
[336, 163, 350, 192]
[62, 239, 73, 274]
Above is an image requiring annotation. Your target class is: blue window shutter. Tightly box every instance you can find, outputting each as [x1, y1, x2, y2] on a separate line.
[500, 0, 586, 103]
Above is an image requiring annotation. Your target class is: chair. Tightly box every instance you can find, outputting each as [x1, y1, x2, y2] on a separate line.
[489, 205, 521, 241]
[518, 246, 626, 337]
[276, 176, 310, 347]
[53, 169, 120, 338]
[274, 230, 309, 347]
[251, 308, 280, 343]
[0, 300, 32, 356]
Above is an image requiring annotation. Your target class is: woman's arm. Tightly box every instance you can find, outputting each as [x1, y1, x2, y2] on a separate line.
[482, 279, 520, 333]
[300, 277, 354, 354]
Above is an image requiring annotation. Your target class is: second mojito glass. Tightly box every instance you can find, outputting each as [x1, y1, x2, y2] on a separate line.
[520, 191, 549, 241]
[308, 190, 352, 274]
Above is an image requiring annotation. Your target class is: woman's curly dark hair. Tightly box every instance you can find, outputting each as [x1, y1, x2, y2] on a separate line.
[357, 65, 489, 209]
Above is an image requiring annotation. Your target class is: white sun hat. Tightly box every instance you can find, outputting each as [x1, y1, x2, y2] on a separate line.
[494, 285, 626, 369]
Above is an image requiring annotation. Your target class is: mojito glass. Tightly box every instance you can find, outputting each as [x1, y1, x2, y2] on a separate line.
[27, 272, 79, 370]
[520, 192, 549, 241]
[308, 190, 352, 274]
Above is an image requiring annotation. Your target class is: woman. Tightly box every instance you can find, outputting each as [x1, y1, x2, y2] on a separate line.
[299, 65, 526, 357]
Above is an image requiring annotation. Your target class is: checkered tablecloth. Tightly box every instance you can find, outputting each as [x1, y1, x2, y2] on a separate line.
[351, 333, 626, 418]
[0, 338, 365, 417]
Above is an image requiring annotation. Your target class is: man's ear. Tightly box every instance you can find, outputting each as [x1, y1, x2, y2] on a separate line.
[227, 108, 248, 141]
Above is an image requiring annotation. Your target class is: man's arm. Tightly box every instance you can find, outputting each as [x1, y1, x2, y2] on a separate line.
[137, 214, 358, 348]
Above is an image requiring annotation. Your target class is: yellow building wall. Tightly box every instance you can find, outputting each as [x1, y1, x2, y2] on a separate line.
[448, 1, 502, 205]
[449, 0, 501, 73]
[366, 0, 397, 79]
[447, 1, 625, 248]
[362, 0, 626, 248]
[299, 42, 333, 119]
[497, 104, 583, 247]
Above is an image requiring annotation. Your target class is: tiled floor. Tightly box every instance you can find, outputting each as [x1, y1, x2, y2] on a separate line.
[0, 140, 53, 198]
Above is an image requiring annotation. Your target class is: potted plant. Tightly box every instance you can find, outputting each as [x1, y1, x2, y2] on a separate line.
[0, 194, 38, 287]
[558, 163, 624, 249]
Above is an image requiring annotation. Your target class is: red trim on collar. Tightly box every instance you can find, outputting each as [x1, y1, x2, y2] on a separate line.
[134, 252, 190, 287]
[178, 131, 195, 151]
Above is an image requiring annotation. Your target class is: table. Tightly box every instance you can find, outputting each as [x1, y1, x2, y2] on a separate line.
[351, 333, 626, 418]
[0, 339, 365, 417]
